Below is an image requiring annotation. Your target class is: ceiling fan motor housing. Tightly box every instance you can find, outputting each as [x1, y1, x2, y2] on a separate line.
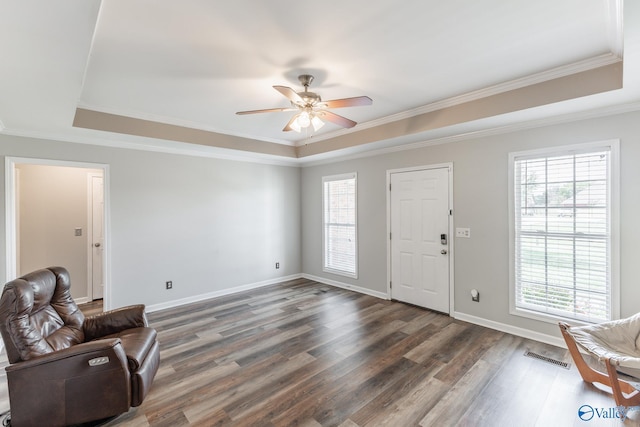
[298, 91, 321, 105]
[298, 74, 314, 87]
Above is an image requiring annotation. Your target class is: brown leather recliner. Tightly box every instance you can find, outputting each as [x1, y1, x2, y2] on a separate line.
[0, 266, 160, 427]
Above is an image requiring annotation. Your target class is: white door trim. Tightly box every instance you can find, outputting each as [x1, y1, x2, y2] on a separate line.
[386, 163, 454, 314]
[4, 157, 112, 310]
[87, 172, 104, 301]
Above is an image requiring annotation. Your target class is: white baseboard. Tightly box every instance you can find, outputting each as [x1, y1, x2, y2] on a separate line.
[301, 275, 566, 349]
[74, 297, 90, 305]
[453, 311, 566, 349]
[145, 274, 303, 313]
[140, 273, 567, 351]
[301, 273, 390, 300]
[0, 277, 568, 362]
[2, 275, 303, 356]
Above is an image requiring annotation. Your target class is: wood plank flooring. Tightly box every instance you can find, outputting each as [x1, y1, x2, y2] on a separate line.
[1, 278, 639, 426]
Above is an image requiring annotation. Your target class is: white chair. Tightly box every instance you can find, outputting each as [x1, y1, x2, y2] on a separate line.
[560, 314, 640, 407]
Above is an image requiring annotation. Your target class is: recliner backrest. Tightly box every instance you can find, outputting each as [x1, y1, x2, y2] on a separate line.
[0, 266, 85, 363]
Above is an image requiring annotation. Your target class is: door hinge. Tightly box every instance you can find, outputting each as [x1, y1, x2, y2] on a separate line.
[450, 209, 453, 215]
[389, 183, 391, 191]
[389, 232, 392, 240]
[390, 281, 392, 289]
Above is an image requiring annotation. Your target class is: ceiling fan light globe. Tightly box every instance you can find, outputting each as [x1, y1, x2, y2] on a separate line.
[296, 112, 311, 128]
[289, 118, 302, 132]
[311, 116, 325, 131]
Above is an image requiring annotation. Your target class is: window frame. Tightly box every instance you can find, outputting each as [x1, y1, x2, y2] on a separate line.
[322, 172, 358, 279]
[508, 140, 620, 325]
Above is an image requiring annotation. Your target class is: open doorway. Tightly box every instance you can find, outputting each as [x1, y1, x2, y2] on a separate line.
[5, 157, 109, 309]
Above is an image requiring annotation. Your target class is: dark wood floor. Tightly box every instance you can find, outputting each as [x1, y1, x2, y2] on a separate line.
[80, 299, 105, 317]
[1, 278, 639, 426]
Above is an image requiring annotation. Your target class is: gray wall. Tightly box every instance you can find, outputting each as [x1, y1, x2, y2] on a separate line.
[0, 135, 301, 309]
[301, 110, 640, 339]
[3, 108, 640, 341]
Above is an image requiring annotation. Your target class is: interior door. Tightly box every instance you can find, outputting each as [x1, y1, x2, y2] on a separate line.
[90, 174, 104, 300]
[390, 167, 450, 313]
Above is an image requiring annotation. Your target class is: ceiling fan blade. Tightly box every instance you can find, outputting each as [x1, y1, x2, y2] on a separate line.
[236, 107, 297, 115]
[320, 111, 357, 128]
[321, 96, 373, 109]
[273, 85, 304, 105]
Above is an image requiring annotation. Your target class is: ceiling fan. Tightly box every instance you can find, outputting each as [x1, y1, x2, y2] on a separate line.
[236, 74, 372, 133]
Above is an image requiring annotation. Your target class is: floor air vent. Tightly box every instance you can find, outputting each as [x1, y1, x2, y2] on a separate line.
[524, 350, 570, 369]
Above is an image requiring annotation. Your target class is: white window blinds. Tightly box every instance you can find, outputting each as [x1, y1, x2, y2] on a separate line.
[512, 146, 613, 323]
[323, 173, 357, 278]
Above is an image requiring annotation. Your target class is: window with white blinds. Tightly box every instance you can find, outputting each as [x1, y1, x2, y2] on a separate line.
[323, 173, 357, 278]
[509, 142, 619, 323]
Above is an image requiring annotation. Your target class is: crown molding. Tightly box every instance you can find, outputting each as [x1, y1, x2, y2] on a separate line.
[0, 127, 300, 167]
[608, 0, 624, 58]
[4, 99, 640, 169]
[75, 103, 296, 147]
[300, 100, 640, 167]
[66, 51, 625, 160]
[301, 53, 623, 146]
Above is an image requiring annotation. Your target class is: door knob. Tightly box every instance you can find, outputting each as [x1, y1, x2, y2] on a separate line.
[441, 249, 447, 254]
[94, 243, 101, 247]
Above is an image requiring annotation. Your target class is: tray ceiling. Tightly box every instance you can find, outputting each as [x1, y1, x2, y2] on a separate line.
[1, 0, 638, 163]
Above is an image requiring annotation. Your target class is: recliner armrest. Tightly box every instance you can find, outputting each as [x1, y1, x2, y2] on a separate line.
[5, 338, 128, 372]
[83, 304, 149, 341]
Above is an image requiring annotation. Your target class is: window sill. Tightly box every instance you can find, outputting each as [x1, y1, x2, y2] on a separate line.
[322, 268, 358, 280]
[509, 306, 604, 327]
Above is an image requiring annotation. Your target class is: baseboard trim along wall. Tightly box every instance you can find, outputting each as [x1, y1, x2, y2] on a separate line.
[142, 272, 565, 351]
[145, 274, 303, 313]
[74, 296, 90, 305]
[301, 274, 390, 300]
[452, 311, 565, 349]
[145, 273, 388, 316]
[303, 275, 566, 349]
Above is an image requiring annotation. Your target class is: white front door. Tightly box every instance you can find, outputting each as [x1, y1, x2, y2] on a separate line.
[90, 174, 104, 300]
[390, 167, 450, 313]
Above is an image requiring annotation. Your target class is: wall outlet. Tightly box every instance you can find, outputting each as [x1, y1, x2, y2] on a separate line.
[166, 281, 173, 290]
[456, 227, 471, 238]
[275, 262, 280, 269]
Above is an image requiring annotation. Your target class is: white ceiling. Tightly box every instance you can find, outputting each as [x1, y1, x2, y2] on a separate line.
[1, 0, 639, 164]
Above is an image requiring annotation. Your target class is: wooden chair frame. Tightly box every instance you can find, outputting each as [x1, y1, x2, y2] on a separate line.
[559, 322, 640, 407]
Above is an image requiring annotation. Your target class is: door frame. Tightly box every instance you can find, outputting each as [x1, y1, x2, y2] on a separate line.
[87, 172, 104, 301]
[386, 163, 454, 314]
[4, 157, 111, 310]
